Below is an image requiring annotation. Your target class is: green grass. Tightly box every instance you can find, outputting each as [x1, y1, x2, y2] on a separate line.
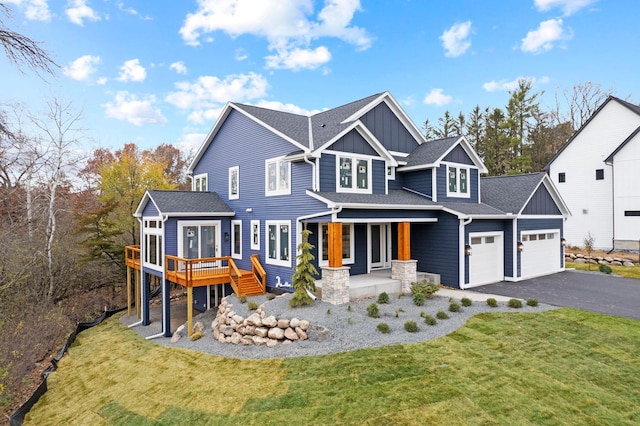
[566, 261, 640, 279]
[25, 309, 640, 425]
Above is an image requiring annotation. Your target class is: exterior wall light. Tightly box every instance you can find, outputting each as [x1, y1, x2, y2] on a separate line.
[464, 244, 472, 256]
[224, 232, 229, 242]
[561, 238, 566, 247]
[517, 241, 524, 252]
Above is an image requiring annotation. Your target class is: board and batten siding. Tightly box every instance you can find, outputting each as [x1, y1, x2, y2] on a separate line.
[436, 166, 479, 203]
[327, 129, 378, 156]
[359, 101, 421, 154]
[443, 145, 474, 165]
[548, 100, 640, 249]
[516, 218, 564, 277]
[372, 159, 386, 194]
[142, 200, 159, 217]
[464, 219, 513, 284]
[411, 212, 460, 288]
[319, 153, 336, 192]
[521, 185, 562, 215]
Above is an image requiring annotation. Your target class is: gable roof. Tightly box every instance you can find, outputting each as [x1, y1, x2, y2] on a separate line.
[545, 96, 640, 170]
[605, 125, 640, 163]
[232, 103, 311, 148]
[134, 190, 234, 217]
[481, 172, 569, 216]
[400, 135, 488, 173]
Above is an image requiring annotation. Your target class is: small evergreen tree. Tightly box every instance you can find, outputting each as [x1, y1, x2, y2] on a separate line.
[289, 227, 318, 307]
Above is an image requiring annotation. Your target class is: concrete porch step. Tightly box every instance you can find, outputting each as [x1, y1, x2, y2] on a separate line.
[316, 270, 402, 300]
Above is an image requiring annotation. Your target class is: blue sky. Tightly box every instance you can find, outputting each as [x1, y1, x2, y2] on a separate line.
[2, 0, 638, 155]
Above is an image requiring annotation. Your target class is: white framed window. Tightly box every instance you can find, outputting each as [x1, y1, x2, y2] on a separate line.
[318, 223, 354, 266]
[143, 218, 163, 270]
[193, 173, 208, 192]
[250, 220, 260, 250]
[387, 166, 396, 180]
[337, 155, 372, 193]
[265, 220, 291, 267]
[231, 220, 242, 259]
[229, 166, 239, 200]
[446, 164, 470, 198]
[265, 157, 291, 196]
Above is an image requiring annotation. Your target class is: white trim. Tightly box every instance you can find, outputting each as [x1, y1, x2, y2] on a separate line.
[432, 168, 437, 202]
[445, 163, 471, 199]
[368, 223, 391, 271]
[314, 124, 397, 166]
[265, 220, 292, 267]
[466, 230, 505, 288]
[193, 173, 208, 192]
[250, 220, 260, 250]
[318, 223, 355, 267]
[228, 166, 239, 200]
[265, 157, 291, 197]
[518, 215, 565, 219]
[336, 154, 373, 194]
[142, 216, 164, 272]
[177, 220, 221, 259]
[333, 217, 438, 224]
[231, 220, 242, 259]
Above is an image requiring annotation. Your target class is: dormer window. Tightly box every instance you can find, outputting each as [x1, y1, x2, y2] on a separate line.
[447, 164, 470, 198]
[337, 155, 371, 193]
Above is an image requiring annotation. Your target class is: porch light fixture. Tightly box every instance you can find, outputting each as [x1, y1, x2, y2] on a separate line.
[224, 232, 229, 242]
[464, 244, 472, 256]
[561, 238, 566, 247]
[517, 241, 524, 252]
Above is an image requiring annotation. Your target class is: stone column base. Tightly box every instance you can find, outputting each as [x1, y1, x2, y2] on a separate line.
[391, 259, 417, 294]
[320, 266, 350, 305]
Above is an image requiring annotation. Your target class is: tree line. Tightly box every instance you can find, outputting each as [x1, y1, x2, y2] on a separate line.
[422, 80, 613, 175]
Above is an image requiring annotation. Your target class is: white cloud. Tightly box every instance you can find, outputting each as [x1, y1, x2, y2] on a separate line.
[235, 48, 248, 61]
[117, 59, 146, 82]
[265, 46, 331, 71]
[400, 95, 416, 108]
[177, 132, 208, 153]
[165, 72, 268, 110]
[103, 91, 167, 126]
[423, 89, 452, 106]
[440, 21, 472, 58]
[4, 0, 52, 21]
[534, 0, 597, 16]
[62, 54, 101, 81]
[253, 100, 319, 116]
[187, 108, 224, 125]
[170, 61, 188, 75]
[482, 76, 550, 92]
[96, 77, 107, 85]
[66, 0, 100, 26]
[179, 0, 372, 70]
[521, 18, 570, 54]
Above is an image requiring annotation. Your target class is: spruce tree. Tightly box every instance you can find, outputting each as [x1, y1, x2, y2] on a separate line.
[289, 227, 318, 307]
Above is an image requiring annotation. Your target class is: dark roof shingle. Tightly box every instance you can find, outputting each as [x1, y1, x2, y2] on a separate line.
[403, 136, 459, 167]
[480, 173, 545, 214]
[147, 190, 234, 215]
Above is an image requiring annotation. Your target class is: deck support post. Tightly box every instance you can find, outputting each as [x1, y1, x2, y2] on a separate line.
[142, 273, 150, 326]
[135, 269, 141, 319]
[126, 266, 132, 316]
[187, 286, 193, 337]
[162, 279, 172, 337]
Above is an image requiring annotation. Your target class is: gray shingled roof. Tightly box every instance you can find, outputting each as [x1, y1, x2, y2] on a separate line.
[232, 103, 310, 148]
[313, 189, 439, 207]
[403, 136, 459, 167]
[440, 202, 506, 216]
[480, 173, 545, 214]
[147, 190, 234, 215]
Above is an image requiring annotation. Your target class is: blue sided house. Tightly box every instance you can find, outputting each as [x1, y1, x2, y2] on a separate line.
[127, 91, 570, 337]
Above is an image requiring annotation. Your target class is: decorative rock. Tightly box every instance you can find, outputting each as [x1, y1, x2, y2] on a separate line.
[245, 313, 262, 327]
[232, 314, 244, 324]
[241, 337, 254, 345]
[290, 318, 300, 328]
[575, 253, 584, 258]
[217, 334, 226, 343]
[254, 327, 269, 338]
[307, 325, 331, 341]
[230, 332, 242, 345]
[613, 257, 623, 262]
[222, 325, 235, 336]
[282, 340, 292, 345]
[277, 319, 290, 329]
[598, 260, 609, 265]
[284, 327, 299, 341]
[268, 327, 285, 340]
[252, 336, 266, 346]
[171, 325, 186, 343]
[574, 258, 587, 263]
[193, 321, 204, 334]
[623, 261, 635, 267]
[262, 315, 278, 328]
[299, 320, 310, 331]
[213, 328, 219, 340]
[266, 338, 278, 347]
[604, 257, 613, 262]
[244, 325, 256, 335]
[295, 327, 308, 340]
[611, 261, 623, 266]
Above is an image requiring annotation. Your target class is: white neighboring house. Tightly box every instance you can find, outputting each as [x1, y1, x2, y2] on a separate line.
[546, 96, 640, 250]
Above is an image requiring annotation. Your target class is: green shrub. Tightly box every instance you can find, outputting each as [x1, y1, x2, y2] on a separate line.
[508, 298, 523, 308]
[413, 292, 426, 306]
[424, 315, 437, 326]
[347, 305, 352, 312]
[190, 331, 203, 341]
[420, 311, 427, 318]
[486, 298, 498, 308]
[410, 280, 439, 299]
[238, 295, 247, 304]
[461, 297, 472, 307]
[247, 301, 258, 310]
[367, 303, 380, 318]
[436, 310, 449, 320]
[266, 293, 276, 300]
[599, 264, 613, 274]
[404, 321, 418, 332]
[347, 317, 355, 325]
[326, 309, 331, 315]
[449, 301, 461, 313]
[526, 298, 539, 307]
[377, 292, 390, 304]
[376, 322, 390, 334]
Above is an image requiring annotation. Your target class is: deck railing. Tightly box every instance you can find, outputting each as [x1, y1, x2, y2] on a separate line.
[251, 254, 267, 293]
[125, 245, 141, 269]
[165, 255, 241, 288]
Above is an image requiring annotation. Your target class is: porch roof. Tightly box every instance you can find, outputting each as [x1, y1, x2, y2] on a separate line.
[138, 190, 235, 217]
[308, 189, 439, 209]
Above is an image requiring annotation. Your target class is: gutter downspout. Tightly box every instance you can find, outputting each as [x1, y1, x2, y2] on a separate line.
[459, 217, 473, 289]
[304, 155, 317, 192]
[605, 160, 615, 252]
[147, 214, 170, 340]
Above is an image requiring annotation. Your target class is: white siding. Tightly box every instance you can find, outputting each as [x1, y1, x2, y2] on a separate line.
[613, 132, 640, 247]
[549, 100, 640, 249]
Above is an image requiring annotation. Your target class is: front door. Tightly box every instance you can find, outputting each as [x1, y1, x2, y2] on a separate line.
[369, 223, 390, 270]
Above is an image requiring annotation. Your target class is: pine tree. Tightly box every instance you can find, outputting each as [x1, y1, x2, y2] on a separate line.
[289, 227, 319, 307]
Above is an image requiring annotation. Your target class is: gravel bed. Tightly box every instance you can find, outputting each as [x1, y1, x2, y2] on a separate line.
[121, 292, 557, 359]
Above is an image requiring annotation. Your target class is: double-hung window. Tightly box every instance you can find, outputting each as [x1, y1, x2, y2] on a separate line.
[265, 158, 291, 196]
[194, 173, 207, 192]
[318, 223, 354, 266]
[265, 220, 290, 267]
[446, 164, 470, 198]
[143, 218, 163, 270]
[229, 166, 239, 199]
[337, 155, 371, 193]
[231, 220, 242, 259]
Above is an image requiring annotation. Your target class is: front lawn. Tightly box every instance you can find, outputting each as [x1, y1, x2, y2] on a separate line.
[26, 309, 640, 425]
[566, 261, 640, 280]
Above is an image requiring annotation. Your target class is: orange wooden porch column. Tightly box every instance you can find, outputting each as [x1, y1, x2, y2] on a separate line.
[397, 222, 411, 261]
[327, 222, 343, 268]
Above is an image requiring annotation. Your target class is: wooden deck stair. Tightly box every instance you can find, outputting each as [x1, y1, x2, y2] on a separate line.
[237, 272, 265, 296]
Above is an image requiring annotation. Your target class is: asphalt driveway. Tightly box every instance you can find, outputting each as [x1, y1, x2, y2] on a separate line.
[474, 270, 640, 321]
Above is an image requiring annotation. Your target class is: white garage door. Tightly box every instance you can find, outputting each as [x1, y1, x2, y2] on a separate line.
[468, 233, 504, 287]
[521, 230, 561, 279]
